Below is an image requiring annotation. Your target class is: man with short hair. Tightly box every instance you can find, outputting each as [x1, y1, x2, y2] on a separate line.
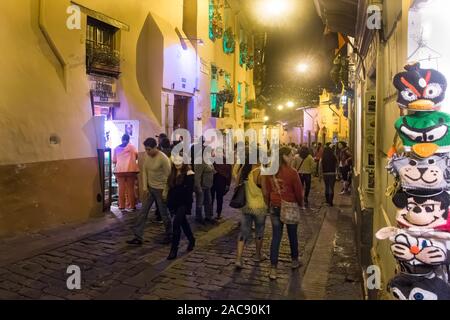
[127, 138, 172, 245]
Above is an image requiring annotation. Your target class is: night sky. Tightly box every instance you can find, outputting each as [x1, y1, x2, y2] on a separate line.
[263, 0, 336, 89]
[245, 0, 338, 124]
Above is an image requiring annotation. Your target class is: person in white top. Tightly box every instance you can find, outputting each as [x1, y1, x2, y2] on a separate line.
[127, 138, 172, 246]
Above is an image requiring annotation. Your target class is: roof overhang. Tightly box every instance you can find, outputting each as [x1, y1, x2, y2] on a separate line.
[314, 0, 359, 37]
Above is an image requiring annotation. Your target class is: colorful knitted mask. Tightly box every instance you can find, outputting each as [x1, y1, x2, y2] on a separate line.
[390, 232, 448, 270]
[395, 112, 450, 158]
[388, 273, 450, 300]
[392, 190, 450, 230]
[393, 62, 447, 112]
[387, 155, 450, 191]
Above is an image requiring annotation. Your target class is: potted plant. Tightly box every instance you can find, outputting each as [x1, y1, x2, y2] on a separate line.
[239, 42, 248, 66]
[211, 10, 224, 40]
[223, 27, 236, 54]
[246, 55, 254, 70]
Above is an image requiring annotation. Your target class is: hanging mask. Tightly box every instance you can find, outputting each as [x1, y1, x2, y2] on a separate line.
[393, 62, 447, 112]
[388, 273, 450, 300]
[392, 190, 450, 231]
[390, 232, 448, 267]
[395, 112, 450, 158]
[387, 155, 450, 191]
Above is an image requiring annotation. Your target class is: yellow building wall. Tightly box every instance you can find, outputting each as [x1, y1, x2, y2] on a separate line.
[316, 90, 349, 144]
[0, 0, 187, 237]
[196, 0, 255, 132]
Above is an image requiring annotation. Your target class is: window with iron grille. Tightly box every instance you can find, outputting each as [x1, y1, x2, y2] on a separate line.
[86, 17, 120, 78]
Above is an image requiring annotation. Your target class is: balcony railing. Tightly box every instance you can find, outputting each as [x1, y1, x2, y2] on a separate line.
[86, 41, 121, 78]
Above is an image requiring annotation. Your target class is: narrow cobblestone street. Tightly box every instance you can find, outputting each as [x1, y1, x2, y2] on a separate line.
[0, 180, 363, 300]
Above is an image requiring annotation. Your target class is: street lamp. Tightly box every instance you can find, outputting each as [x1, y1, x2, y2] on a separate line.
[277, 105, 284, 111]
[264, 116, 270, 122]
[287, 101, 295, 108]
[259, 0, 291, 18]
[296, 63, 309, 73]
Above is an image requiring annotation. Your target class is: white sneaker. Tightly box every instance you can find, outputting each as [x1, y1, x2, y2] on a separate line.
[269, 266, 277, 280]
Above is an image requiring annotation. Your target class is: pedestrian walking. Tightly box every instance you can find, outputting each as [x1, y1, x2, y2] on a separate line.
[166, 155, 196, 260]
[113, 134, 140, 212]
[263, 147, 304, 280]
[127, 138, 172, 245]
[153, 134, 173, 221]
[292, 146, 315, 208]
[314, 143, 324, 177]
[320, 145, 338, 207]
[337, 142, 352, 194]
[191, 138, 216, 225]
[235, 157, 268, 269]
[211, 151, 232, 220]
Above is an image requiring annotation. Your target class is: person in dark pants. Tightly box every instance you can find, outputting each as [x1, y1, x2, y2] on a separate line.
[127, 138, 172, 245]
[166, 155, 196, 260]
[320, 146, 338, 207]
[211, 154, 232, 220]
[263, 147, 304, 280]
[153, 134, 173, 222]
[292, 147, 316, 208]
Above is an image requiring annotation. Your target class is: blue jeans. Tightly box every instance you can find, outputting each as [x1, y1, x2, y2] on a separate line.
[270, 207, 299, 266]
[196, 188, 213, 220]
[133, 188, 172, 240]
[239, 213, 267, 242]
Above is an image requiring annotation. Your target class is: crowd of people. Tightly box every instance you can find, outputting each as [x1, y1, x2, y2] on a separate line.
[112, 133, 352, 280]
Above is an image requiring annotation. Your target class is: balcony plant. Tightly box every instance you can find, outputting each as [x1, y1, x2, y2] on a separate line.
[223, 27, 236, 54]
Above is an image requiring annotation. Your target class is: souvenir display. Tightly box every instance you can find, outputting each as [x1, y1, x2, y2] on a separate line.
[377, 62, 450, 300]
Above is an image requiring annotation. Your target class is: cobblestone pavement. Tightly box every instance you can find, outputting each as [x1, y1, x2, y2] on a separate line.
[325, 196, 363, 300]
[0, 179, 362, 300]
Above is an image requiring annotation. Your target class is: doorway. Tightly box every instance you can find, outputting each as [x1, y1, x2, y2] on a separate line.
[174, 95, 189, 131]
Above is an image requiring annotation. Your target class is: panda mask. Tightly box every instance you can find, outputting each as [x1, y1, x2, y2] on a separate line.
[389, 273, 450, 300]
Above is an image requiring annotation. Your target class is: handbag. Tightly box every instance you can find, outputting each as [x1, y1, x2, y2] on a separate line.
[272, 176, 301, 225]
[230, 165, 247, 209]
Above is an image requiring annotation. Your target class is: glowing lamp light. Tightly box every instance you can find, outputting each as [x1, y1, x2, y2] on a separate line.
[264, 116, 270, 122]
[296, 63, 309, 73]
[260, 0, 290, 17]
[287, 101, 295, 108]
[277, 105, 284, 111]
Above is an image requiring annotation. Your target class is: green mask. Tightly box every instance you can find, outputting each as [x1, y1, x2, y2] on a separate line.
[395, 111, 450, 158]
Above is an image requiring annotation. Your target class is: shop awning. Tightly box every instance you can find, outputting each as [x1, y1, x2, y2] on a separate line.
[314, 0, 359, 37]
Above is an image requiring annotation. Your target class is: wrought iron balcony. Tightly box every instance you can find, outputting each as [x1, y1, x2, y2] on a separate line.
[86, 41, 121, 78]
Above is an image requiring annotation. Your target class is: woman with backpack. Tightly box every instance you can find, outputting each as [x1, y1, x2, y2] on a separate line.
[234, 156, 268, 269]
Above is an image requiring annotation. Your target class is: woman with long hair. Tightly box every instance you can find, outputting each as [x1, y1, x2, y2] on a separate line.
[235, 154, 268, 269]
[166, 155, 196, 260]
[320, 146, 338, 207]
[263, 147, 304, 280]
